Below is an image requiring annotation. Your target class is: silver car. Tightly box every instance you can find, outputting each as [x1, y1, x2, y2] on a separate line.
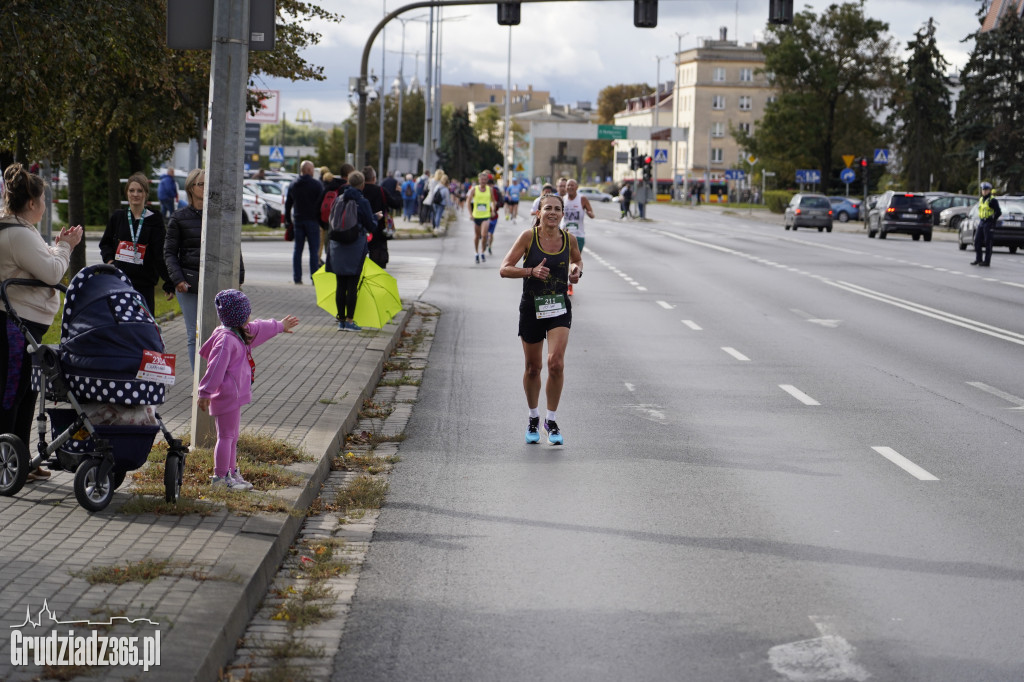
[784, 193, 834, 232]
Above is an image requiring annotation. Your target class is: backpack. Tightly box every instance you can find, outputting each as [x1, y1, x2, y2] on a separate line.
[491, 186, 504, 209]
[320, 188, 338, 224]
[328, 196, 361, 244]
[402, 183, 413, 198]
[432, 187, 445, 206]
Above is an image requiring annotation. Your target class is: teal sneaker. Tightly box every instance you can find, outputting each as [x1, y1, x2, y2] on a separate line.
[544, 419, 563, 445]
[525, 416, 540, 444]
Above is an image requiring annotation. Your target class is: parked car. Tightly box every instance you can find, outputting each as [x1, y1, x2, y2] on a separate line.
[243, 180, 284, 227]
[939, 205, 973, 232]
[577, 186, 613, 202]
[957, 198, 1024, 253]
[828, 196, 861, 222]
[867, 191, 933, 240]
[240, 191, 264, 226]
[784, 193, 833, 232]
[926, 193, 974, 226]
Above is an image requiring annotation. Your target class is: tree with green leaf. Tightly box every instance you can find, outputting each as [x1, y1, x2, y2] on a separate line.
[956, 3, 1024, 192]
[888, 19, 953, 191]
[737, 2, 899, 191]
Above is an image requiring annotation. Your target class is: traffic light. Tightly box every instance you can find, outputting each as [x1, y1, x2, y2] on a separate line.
[642, 156, 653, 181]
[860, 157, 868, 168]
[497, 2, 520, 25]
[634, 0, 657, 28]
[630, 147, 639, 170]
[768, 0, 794, 24]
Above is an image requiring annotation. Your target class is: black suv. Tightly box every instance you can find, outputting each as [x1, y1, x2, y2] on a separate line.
[867, 191, 933, 241]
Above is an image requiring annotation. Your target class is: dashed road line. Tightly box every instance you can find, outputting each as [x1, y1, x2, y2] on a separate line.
[656, 300, 674, 310]
[779, 384, 819, 405]
[871, 446, 938, 481]
[966, 381, 1024, 409]
[681, 320, 702, 330]
[721, 347, 750, 362]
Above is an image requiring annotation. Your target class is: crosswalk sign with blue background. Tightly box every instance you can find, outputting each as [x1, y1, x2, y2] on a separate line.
[873, 148, 890, 164]
[653, 149, 668, 164]
[269, 146, 285, 163]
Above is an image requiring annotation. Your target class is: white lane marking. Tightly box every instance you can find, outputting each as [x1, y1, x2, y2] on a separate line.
[872, 446, 939, 481]
[808, 319, 842, 328]
[656, 300, 674, 310]
[630, 404, 666, 423]
[624, 382, 636, 392]
[769, 617, 870, 682]
[779, 384, 820, 405]
[721, 347, 751, 362]
[682, 320, 703, 330]
[966, 381, 1024, 409]
[636, 286, 648, 291]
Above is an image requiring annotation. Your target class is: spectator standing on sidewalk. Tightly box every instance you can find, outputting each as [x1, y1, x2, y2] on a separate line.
[318, 168, 346, 267]
[284, 160, 323, 285]
[498, 192, 582, 446]
[100, 173, 172, 313]
[360, 167, 401, 269]
[400, 173, 417, 221]
[327, 171, 376, 332]
[165, 168, 245, 370]
[0, 163, 83, 482]
[158, 168, 177, 221]
[197, 289, 299, 491]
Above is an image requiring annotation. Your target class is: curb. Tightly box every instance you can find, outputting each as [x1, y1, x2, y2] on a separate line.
[178, 309, 411, 682]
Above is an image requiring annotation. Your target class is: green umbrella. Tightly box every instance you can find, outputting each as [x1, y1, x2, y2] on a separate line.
[312, 260, 402, 328]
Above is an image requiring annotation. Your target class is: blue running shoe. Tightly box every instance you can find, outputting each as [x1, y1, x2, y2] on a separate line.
[525, 416, 540, 444]
[346, 321, 363, 331]
[544, 419, 563, 445]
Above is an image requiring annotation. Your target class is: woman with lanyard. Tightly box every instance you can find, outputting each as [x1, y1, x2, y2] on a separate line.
[499, 193, 582, 445]
[99, 172, 172, 314]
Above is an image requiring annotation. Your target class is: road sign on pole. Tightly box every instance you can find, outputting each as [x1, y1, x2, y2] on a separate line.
[840, 168, 856, 184]
[842, 154, 855, 168]
[873, 148, 890, 164]
[269, 146, 285, 163]
[653, 148, 668, 164]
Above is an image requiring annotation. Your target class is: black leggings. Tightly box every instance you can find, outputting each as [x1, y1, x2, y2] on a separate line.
[1, 314, 50, 445]
[335, 274, 359, 320]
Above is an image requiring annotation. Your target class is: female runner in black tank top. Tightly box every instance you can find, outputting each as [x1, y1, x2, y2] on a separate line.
[498, 193, 583, 445]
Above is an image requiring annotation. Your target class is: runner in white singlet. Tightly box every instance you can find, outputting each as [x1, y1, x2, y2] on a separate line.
[559, 179, 594, 295]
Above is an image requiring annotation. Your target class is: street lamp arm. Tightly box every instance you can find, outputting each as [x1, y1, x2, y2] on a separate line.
[356, 0, 626, 165]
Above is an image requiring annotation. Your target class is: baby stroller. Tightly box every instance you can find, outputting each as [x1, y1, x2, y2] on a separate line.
[0, 265, 187, 511]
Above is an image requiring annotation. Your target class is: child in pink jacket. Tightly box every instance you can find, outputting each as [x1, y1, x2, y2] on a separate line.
[197, 289, 299, 490]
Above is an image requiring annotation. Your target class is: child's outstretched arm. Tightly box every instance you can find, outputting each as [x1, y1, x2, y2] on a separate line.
[246, 316, 298, 349]
[281, 315, 299, 333]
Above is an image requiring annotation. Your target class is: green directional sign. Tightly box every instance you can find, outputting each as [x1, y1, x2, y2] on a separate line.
[597, 125, 628, 140]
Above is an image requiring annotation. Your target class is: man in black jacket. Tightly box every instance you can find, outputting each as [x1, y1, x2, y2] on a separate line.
[361, 167, 402, 269]
[285, 160, 323, 284]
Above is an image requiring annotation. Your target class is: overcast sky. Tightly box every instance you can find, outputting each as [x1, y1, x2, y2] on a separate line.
[256, 0, 980, 125]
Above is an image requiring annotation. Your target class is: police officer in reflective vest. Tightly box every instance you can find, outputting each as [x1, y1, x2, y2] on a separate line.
[971, 181, 1001, 267]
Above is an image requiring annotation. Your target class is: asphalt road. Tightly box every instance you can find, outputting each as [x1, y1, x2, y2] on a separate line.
[330, 203, 1024, 682]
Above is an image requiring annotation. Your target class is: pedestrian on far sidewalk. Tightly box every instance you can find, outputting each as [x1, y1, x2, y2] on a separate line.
[327, 171, 376, 332]
[400, 173, 417, 221]
[360, 166, 401, 269]
[284, 160, 324, 285]
[197, 289, 299, 491]
[970, 181, 1001, 268]
[498, 192, 582, 447]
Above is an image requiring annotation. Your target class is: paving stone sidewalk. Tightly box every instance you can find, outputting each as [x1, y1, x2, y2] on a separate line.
[0, 273, 414, 682]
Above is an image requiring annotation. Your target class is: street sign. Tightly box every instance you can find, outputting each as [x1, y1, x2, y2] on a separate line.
[840, 168, 856, 184]
[724, 169, 745, 180]
[796, 169, 821, 183]
[842, 154, 855, 168]
[246, 89, 280, 124]
[653, 148, 669, 164]
[873, 148, 890, 164]
[746, 154, 758, 165]
[763, 171, 776, 177]
[268, 146, 285, 163]
[597, 125, 628, 140]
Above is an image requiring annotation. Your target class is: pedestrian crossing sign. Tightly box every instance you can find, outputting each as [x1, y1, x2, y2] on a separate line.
[873, 148, 890, 164]
[653, 149, 668, 164]
[269, 146, 285, 163]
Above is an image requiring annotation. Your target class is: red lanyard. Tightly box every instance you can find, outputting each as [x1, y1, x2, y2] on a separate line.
[231, 330, 256, 385]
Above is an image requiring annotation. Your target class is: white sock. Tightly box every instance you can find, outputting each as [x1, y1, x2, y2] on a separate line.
[529, 408, 540, 419]
[546, 410, 557, 422]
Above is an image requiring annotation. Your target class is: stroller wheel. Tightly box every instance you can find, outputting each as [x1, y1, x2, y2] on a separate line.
[74, 459, 115, 512]
[0, 435, 30, 496]
[164, 452, 184, 503]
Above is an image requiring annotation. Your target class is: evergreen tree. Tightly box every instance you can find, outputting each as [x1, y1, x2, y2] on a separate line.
[889, 19, 953, 191]
[440, 108, 480, 181]
[956, 3, 1024, 192]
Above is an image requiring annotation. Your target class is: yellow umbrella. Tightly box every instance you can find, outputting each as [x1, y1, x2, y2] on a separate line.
[312, 260, 402, 328]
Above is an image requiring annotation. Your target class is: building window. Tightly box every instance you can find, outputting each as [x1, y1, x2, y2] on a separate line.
[711, 148, 723, 163]
[712, 95, 725, 110]
[740, 68, 752, 82]
[714, 67, 726, 82]
[712, 122, 725, 138]
[767, 95, 778, 105]
[737, 122, 752, 135]
[739, 96, 752, 111]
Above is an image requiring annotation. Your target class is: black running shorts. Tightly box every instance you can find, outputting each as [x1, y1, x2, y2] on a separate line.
[518, 295, 572, 344]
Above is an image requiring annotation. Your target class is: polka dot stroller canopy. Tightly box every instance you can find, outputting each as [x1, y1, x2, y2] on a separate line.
[58, 264, 167, 405]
